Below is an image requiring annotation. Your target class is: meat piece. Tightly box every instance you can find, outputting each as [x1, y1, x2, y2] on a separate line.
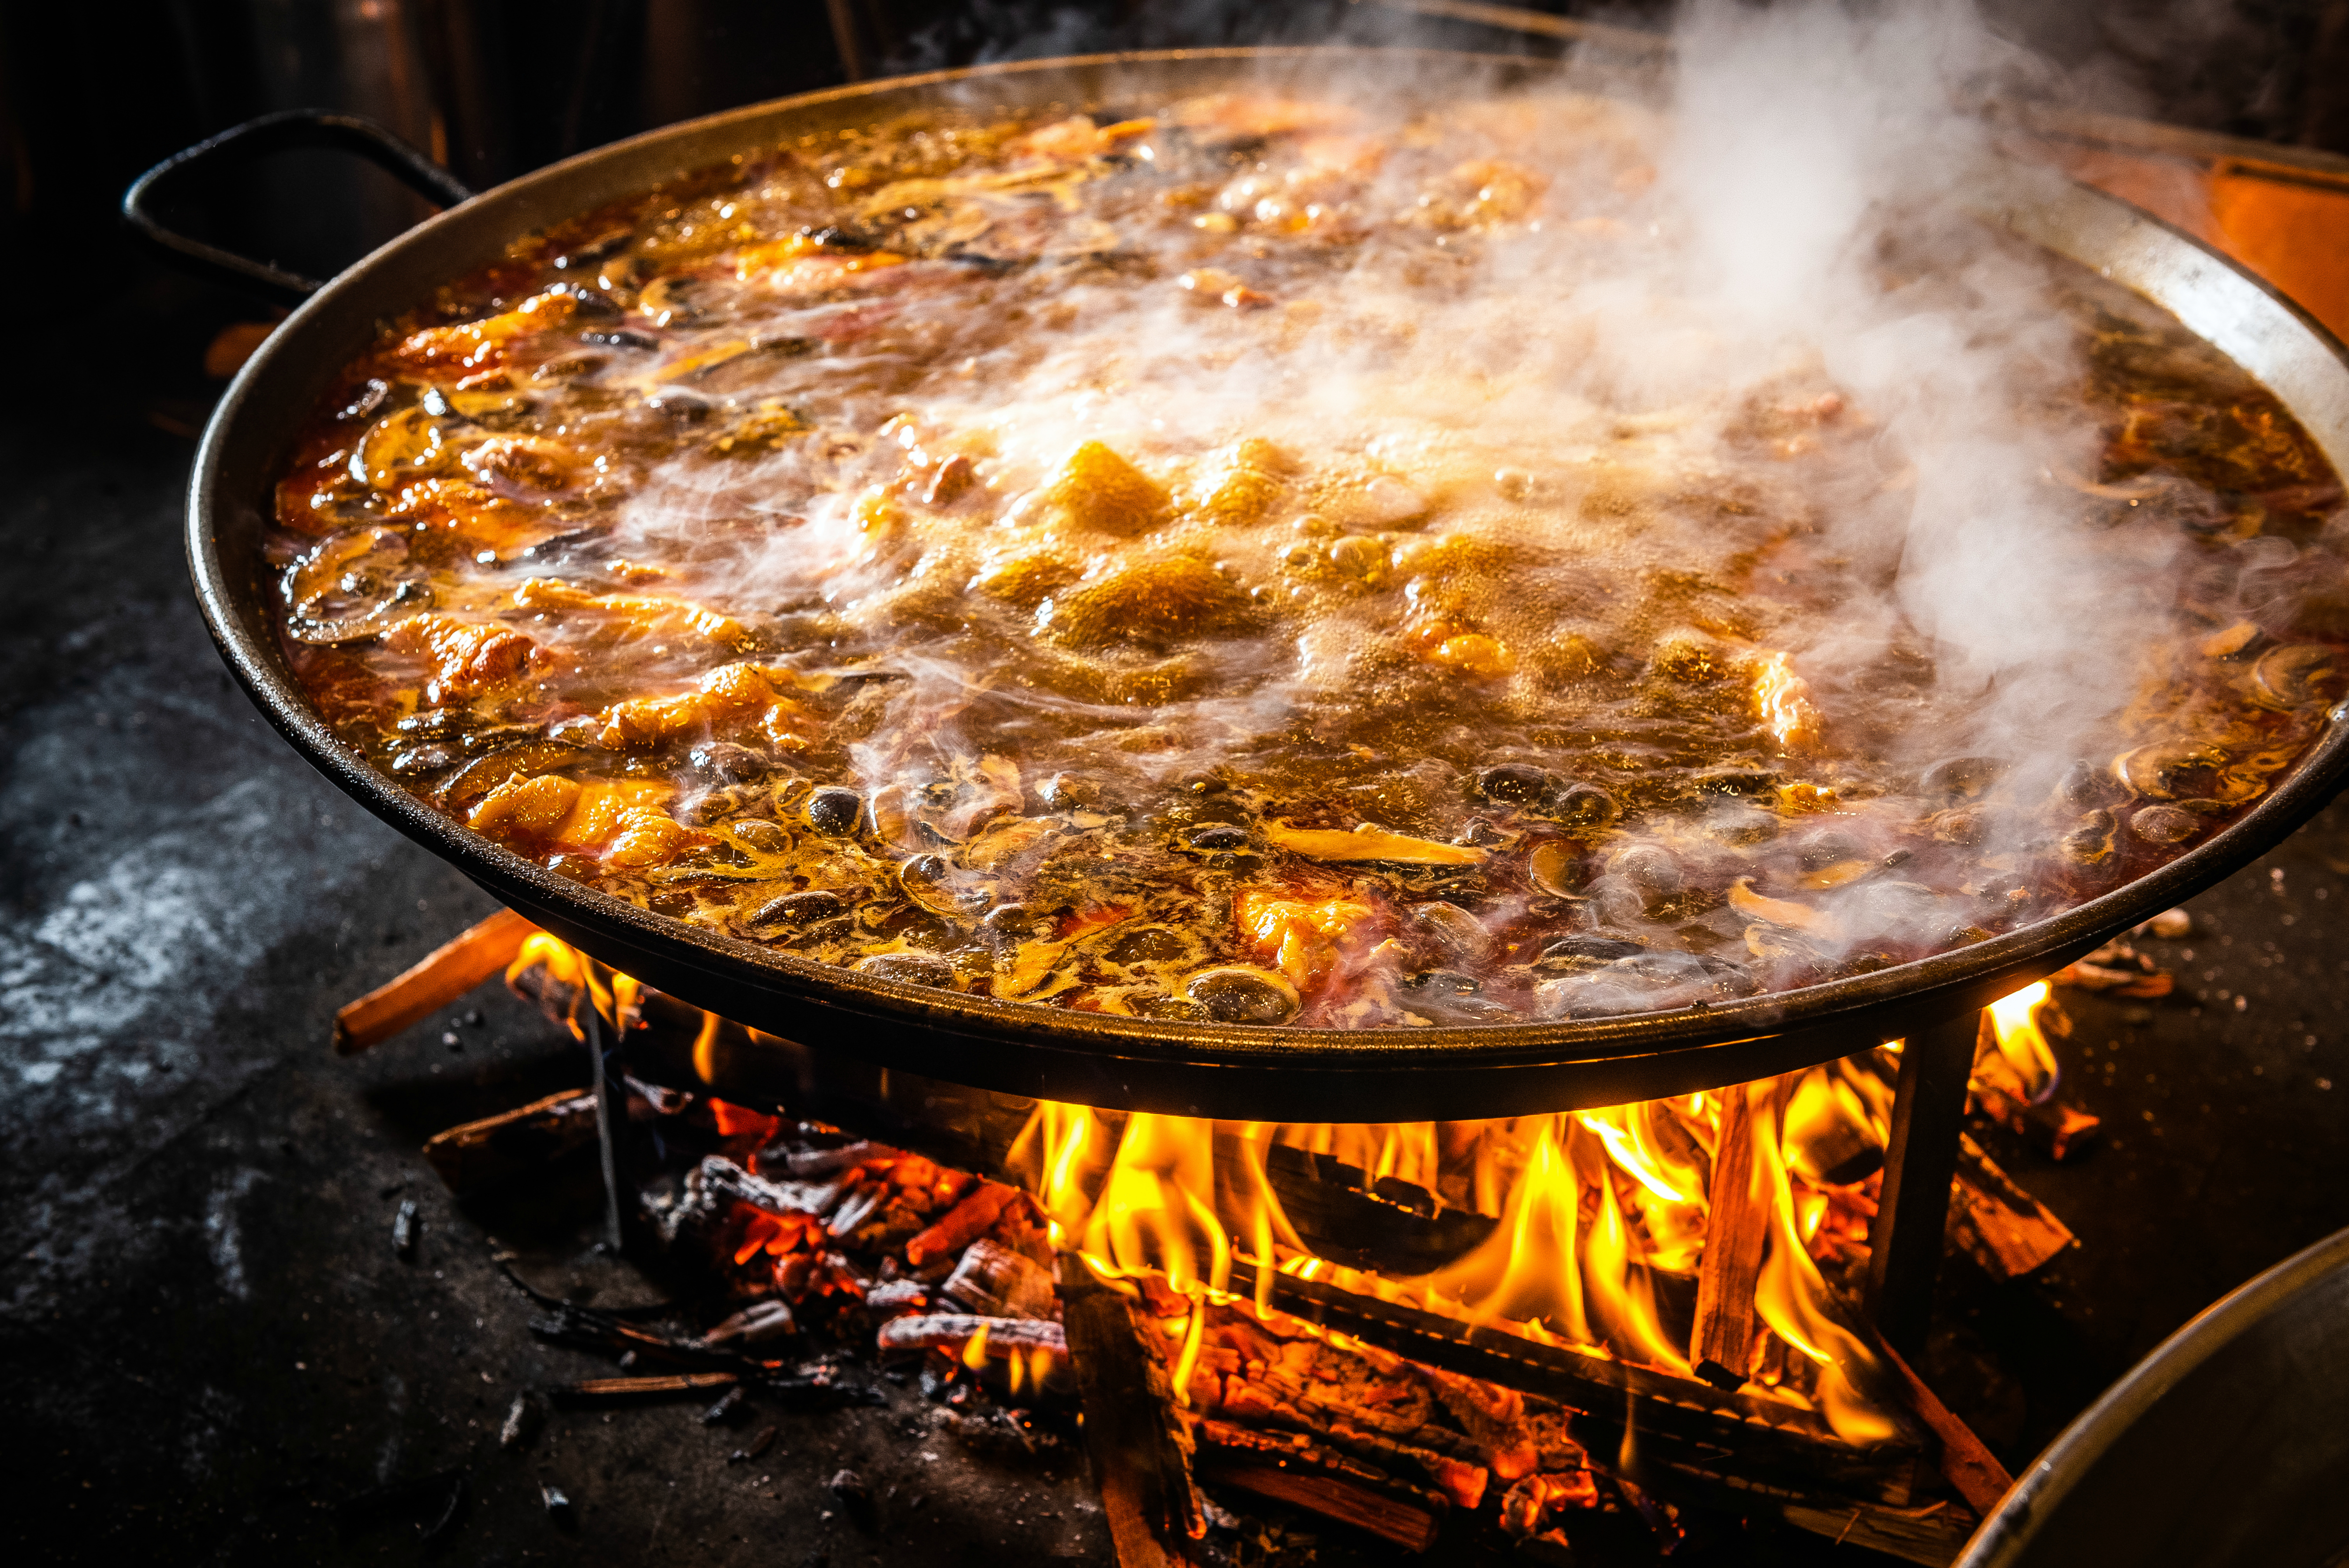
[459, 435, 580, 493]
[465, 773, 580, 842]
[384, 476, 569, 555]
[548, 779, 678, 852]
[604, 807, 691, 869]
[591, 662, 813, 752]
[388, 291, 578, 373]
[1234, 887, 1378, 989]
[384, 612, 535, 701]
[732, 235, 908, 293]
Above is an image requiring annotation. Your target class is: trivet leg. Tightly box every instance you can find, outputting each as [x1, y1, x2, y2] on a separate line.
[1864, 1008, 1978, 1359]
[588, 1007, 626, 1254]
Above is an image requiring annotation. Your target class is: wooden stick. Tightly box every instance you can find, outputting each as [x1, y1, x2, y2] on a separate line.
[1198, 1463, 1440, 1553]
[1690, 1080, 1767, 1389]
[873, 1314, 1068, 1356]
[1061, 1258, 1204, 1564]
[1779, 1500, 1975, 1568]
[333, 907, 538, 1054]
[421, 1086, 597, 1193]
[546, 1371, 738, 1404]
[1868, 1338, 2015, 1518]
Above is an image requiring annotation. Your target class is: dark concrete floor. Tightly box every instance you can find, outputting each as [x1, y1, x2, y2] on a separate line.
[6, 373, 2349, 1568]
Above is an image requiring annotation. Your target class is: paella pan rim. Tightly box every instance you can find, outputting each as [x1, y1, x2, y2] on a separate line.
[185, 47, 2349, 1118]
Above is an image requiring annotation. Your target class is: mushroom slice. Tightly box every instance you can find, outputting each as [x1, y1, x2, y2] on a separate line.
[1263, 821, 1488, 865]
[2249, 643, 2336, 710]
[1728, 876, 1834, 933]
[1182, 966, 1301, 1024]
[283, 527, 427, 643]
[2112, 742, 2224, 801]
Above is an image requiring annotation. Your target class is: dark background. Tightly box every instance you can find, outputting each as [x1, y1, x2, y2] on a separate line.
[5, 2, 2349, 1563]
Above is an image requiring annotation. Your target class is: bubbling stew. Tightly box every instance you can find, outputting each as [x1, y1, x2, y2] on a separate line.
[268, 82, 2346, 1028]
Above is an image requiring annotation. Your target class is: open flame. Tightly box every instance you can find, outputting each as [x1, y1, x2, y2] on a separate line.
[1004, 1087, 1907, 1444]
[1979, 980, 2059, 1103]
[1753, 650, 1823, 755]
[505, 933, 2060, 1449]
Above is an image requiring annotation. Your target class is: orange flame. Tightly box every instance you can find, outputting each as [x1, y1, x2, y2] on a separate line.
[504, 934, 2058, 1448]
[1754, 651, 1822, 754]
[1978, 981, 2058, 1103]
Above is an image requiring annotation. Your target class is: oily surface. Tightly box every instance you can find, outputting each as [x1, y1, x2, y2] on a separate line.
[266, 83, 2347, 1028]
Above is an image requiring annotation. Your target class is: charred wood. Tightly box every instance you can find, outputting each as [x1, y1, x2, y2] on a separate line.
[1867, 1337, 2014, 1517]
[942, 1237, 1057, 1319]
[421, 1087, 598, 1193]
[728, 1426, 779, 1463]
[1060, 1258, 1205, 1562]
[703, 1299, 797, 1348]
[1948, 1135, 2074, 1280]
[875, 1313, 1068, 1357]
[1197, 1459, 1441, 1553]
[1971, 1085, 2103, 1162]
[1227, 1259, 1924, 1510]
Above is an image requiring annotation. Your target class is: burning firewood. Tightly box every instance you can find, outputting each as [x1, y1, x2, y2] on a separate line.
[1198, 1453, 1441, 1552]
[905, 1179, 1024, 1265]
[702, 1299, 796, 1348]
[421, 1087, 598, 1193]
[332, 906, 537, 1053]
[1691, 1080, 1768, 1389]
[875, 1313, 1069, 1357]
[1059, 1259, 1205, 1568]
[941, 1237, 1058, 1319]
[1948, 1134, 2075, 1279]
[463, 945, 2036, 1562]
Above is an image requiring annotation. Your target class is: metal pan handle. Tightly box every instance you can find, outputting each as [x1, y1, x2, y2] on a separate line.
[122, 109, 477, 305]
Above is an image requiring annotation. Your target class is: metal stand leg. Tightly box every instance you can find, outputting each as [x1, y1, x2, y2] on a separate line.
[587, 1006, 626, 1254]
[1864, 1008, 1979, 1360]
